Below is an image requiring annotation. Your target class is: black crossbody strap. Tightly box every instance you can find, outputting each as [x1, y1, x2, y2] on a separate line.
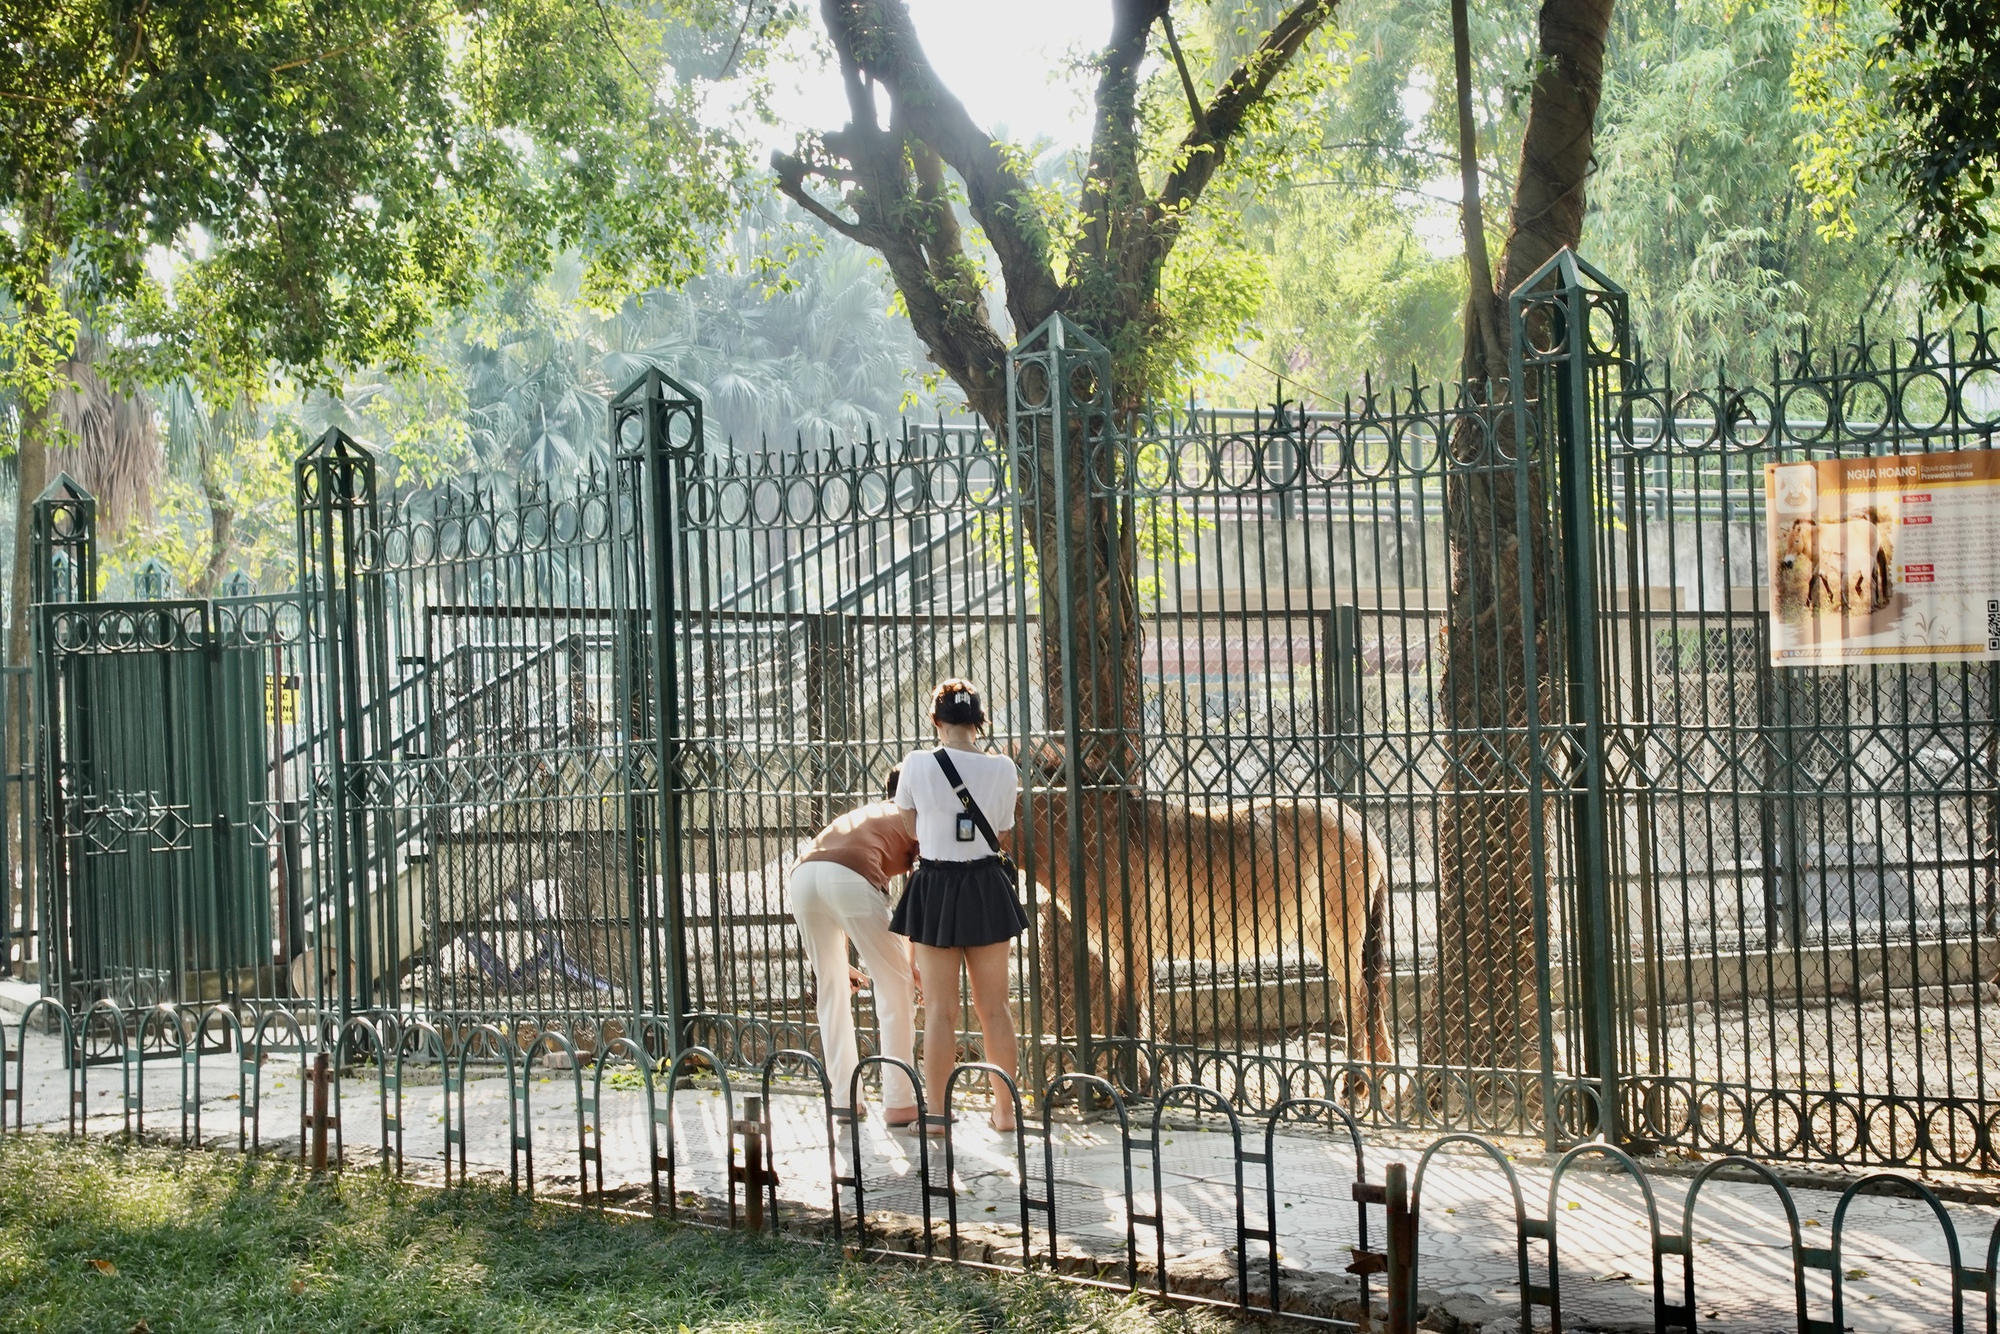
[932, 749, 1004, 855]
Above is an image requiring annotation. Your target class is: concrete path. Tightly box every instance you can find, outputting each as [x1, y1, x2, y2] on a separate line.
[8, 1027, 1997, 1331]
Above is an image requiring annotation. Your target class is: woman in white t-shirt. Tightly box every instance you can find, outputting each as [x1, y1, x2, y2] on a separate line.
[890, 679, 1027, 1132]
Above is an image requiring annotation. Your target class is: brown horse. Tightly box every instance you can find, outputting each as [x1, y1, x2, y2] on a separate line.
[1002, 766, 1391, 1070]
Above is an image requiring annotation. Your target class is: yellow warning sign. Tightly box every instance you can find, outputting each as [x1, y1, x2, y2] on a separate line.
[266, 674, 298, 725]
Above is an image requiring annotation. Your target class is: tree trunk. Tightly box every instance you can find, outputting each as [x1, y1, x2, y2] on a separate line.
[8, 401, 51, 676]
[1428, 0, 1614, 1084]
[780, 0, 1344, 1072]
[191, 444, 236, 598]
[1025, 413, 1143, 786]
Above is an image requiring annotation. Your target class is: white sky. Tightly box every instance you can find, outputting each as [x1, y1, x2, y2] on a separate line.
[761, 1, 1107, 152]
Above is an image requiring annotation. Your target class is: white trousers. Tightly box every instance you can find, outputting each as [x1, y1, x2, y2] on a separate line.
[789, 861, 916, 1107]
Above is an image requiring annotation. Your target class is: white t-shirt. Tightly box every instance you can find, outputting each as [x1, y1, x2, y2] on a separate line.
[895, 747, 1018, 861]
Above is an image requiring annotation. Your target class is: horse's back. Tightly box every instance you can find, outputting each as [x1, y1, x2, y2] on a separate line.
[1130, 795, 1377, 955]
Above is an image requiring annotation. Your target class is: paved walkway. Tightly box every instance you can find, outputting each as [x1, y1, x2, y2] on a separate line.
[8, 1027, 1997, 1331]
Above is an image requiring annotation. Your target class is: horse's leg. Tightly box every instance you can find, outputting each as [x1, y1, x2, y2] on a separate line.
[1335, 812, 1393, 1110]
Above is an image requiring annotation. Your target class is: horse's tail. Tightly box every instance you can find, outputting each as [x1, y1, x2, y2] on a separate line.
[1359, 820, 1391, 1064]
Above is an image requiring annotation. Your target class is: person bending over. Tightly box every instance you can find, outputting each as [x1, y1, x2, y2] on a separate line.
[790, 767, 919, 1126]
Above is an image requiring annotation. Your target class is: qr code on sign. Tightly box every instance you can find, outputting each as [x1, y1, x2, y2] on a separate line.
[1989, 599, 2000, 651]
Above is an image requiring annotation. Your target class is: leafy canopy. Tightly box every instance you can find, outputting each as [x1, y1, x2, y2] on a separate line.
[1217, 0, 1940, 395]
[1791, 0, 2000, 304]
[0, 0, 794, 400]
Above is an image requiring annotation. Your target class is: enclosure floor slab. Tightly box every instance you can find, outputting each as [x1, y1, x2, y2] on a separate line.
[0, 980, 36, 1019]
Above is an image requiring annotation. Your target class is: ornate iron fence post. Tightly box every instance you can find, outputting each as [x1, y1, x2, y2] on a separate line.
[610, 369, 702, 1048]
[1007, 314, 1125, 1083]
[132, 557, 177, 600]
[30, 475, 96, 1006]
[1509, 249, 1629, 1144]
[31, 474, 97, 608]
[295, 430, 383, 1029]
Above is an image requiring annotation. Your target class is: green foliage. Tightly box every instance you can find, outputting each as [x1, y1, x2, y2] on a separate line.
[1106, 5, 1356, 401]
[1594, 0, 1923, 368]
[1227, 193, 1463, 399]
[1884, 0, 2000, 302]
[1215, 0, 1936, 390]
[1201, 0, 1534, 391]
[87, 208, 942, 581]
[317, 210, 941, 490]
[106, 409, 303, 595]
[0, 1136, 1229, 1333]
[1790, 0, 1894, 248]
[0, 0, 787, 410]
[1791, 0, 2000, 305]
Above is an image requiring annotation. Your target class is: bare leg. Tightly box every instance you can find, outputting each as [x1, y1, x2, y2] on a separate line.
[963, 941, 1018, 1131]
[913, 943, 963, 1125]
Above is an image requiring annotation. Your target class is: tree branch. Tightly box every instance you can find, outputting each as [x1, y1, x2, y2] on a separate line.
[1159, 11, 1209, 138]
[1452, 0, 1505, 384]
[817, 0, 1062, 334]
[771, 151, 873, 245]
[1069, 0, 1165, 291]
[1158, 0, 1340, 219]
[269, 15, 444, 74]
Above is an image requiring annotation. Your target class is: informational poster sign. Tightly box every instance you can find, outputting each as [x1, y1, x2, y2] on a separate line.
[1766, 448, 2000, 667]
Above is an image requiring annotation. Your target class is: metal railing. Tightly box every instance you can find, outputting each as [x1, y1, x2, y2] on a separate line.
[7, 1001, 2000, 1333]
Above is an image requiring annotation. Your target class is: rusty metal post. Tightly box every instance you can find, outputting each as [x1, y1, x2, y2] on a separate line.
[309, 1050, 331, 1175]
[1384, 1161, 1416, 1334]
[728, 1094, 778, 1232]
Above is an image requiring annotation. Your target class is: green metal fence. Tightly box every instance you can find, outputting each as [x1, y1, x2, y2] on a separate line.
[1601, 306, 2000, 1168]
[15, 251, 2000, 1170]
[290, 411, 681, 1043]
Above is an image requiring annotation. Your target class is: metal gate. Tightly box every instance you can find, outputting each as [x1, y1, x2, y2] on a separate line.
[33, 477, 309, 1013]
[290, 415, 681, 1045]
[29, 410, 689, 1054]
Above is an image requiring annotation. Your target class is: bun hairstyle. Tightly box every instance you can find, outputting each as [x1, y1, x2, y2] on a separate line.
[930, 678, 986, 728]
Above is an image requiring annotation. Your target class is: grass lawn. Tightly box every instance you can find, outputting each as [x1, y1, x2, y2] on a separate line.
[0, 1136, 1233, 1333]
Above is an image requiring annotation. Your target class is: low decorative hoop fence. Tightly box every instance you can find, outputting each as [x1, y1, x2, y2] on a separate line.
[7, 1004, 2000, 1333]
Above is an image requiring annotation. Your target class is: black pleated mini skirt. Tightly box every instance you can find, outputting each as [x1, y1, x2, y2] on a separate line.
[890, 856, 1030, 948]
